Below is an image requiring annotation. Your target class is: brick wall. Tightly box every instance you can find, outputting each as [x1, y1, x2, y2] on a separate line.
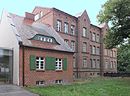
[19, 47, 73, 86]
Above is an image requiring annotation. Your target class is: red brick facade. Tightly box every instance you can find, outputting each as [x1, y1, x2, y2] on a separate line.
[17, 6, 117, 85]
[19, 47, 73, 86]
[30, 6, 117, 78]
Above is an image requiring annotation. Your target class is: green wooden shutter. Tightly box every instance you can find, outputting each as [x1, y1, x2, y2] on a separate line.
[30, 55, 36, 70]
[45, 56, 55, 70]
[63, 58, 67, 71]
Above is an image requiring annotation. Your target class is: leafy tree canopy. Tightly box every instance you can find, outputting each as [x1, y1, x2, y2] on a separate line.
[117, 44, 130, 72]
[97, 0, 130, 48]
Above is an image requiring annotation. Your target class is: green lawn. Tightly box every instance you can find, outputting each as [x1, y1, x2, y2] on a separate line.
[27, 77, 130, 96]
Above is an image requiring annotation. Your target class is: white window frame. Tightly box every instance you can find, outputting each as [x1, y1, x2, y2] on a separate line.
[47, 38, 53, 42]
[71, 25, 75, 35]
[56, 20, 62, 32]
[83, 27, 87, 37]
[96, 47, 100, 55]
[96, 34, 100, 42]
[105, 60, 108, 69]
[111, 61, 113, 68]
[55, 58, 63, 70]
[34, 14, 40, 21]
[64, 22, 69, 33]
[92, 46, 96, 54]
[92, 33, 96, 41]
[40, 11, 43, 17]
[97, 59, 100, 68]
[83, 42, 87, 52]
[36, 57, 45, 70]
[71, 41, 75, 51]
[83, 57, 87, 68]
[36, 80, 45, 86]
[55, 80, 63, 84]
[64, 39, 69, 45]
[92, 59, 96, 68]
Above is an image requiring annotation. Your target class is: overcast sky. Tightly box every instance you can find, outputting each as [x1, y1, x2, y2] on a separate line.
[0, 0, 106, 25]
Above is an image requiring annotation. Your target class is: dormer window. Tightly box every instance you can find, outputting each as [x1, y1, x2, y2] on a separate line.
[33, 35, 55, 43]
[47, 38, 53, 43]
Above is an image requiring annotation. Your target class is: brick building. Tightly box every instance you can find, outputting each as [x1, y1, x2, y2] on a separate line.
[30, 6, 117, 78]
[0, 10, 74, 86]
[0, 7, 117, 86]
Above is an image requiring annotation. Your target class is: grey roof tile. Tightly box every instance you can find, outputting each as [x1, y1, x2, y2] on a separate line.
[9, 13, 73, 53]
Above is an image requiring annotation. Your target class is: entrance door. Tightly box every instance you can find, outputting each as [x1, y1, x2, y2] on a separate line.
[0, 48, 13, 84]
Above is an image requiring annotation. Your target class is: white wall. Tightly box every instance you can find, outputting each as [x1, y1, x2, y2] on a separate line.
[0, 10, 20, 85]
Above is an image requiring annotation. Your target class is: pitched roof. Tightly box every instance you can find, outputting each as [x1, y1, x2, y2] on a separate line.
[9, 13, 73, 53]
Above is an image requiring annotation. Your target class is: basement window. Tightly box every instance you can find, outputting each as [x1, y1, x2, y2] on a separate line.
[36, 80, 45, 86]
[55, 80, 63, 84]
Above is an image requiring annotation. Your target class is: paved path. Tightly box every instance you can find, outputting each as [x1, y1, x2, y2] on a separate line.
[0, 85, 39, 96]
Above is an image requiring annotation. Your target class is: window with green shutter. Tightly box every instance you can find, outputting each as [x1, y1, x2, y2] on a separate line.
[45, 56, 55, 70]
[63, 58, 67, 71]
[30, 55, 36, 70]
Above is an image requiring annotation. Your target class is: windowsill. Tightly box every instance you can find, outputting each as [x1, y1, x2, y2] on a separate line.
[90, 40, 101, 44]
[82, 36, 89, 39]
[55, 70, 63, 72]
[36, 69, 45, 72]
[82, 52, 89, 54]
[56, 30, 77, 37]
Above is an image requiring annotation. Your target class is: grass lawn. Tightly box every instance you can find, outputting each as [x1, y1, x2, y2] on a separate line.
[27, 77, 130, 96]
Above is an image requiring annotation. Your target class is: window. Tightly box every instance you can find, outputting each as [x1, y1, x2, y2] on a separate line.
[90, 31, 92, 40]
[92, 46, 96, 54]
[92, 33, 96, 41]
[71, 41, 75, 51]
[38, 36, 43, 41]
[90, 45, 92, 54]
[110, 50, 113, 57]
[105, 60, 108, 69]
[64, 22, 69, 33]
[111, 61, 113, 68]
[92, 59, 96, 68]
[55, 80, 63, 84]
[83, 57, 87, 68]
[97, 59, 100, 68]
[43, 37, 46, 42]
[96, 47, 100, 55]
[104, 49, 107, 55]
[113, 61, 116, 68]
[40, 11, 43, 17]
[56, 20, 62, 32]
[96, 34, 100, 43]
[73, 57, 76, 68]
[55, 58, 62, 70]
[71, 25, 75, 35]
[34, 14, 40, 21]
[83, 27, 87, 37]
[83, 42, 87, 52]
[113, 51, 116, 57]
[36, 57, 45, 70]
[64, 39, 69, 45]
[47, 38, 53, 43]
[90, 59, 92, 68]
[37, 35, 53, 43]
[36, 80, 45, 86]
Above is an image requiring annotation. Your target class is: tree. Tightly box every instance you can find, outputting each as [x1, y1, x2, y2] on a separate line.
[97, 0, 130, 48]
[117, 44, 130, 72]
